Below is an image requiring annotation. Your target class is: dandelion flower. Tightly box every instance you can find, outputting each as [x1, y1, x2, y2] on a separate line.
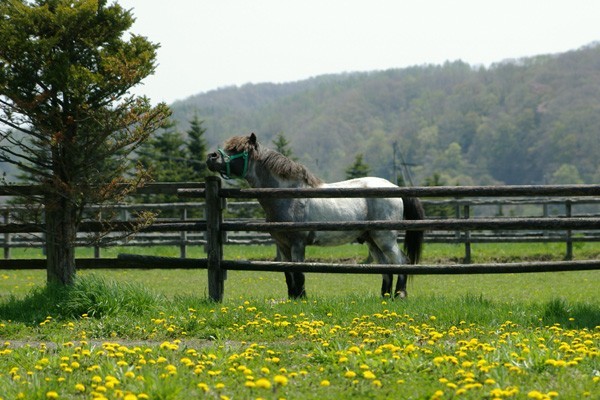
[363, 371, 376, 380]
[197, 383, 209, 392]
[274, 375, 288, 386]
[255, 378, 272, 389]
[320, 380, 330, 387]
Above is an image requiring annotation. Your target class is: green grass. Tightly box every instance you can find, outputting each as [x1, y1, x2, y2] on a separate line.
[2, 242, 599, 302]
[0, 243, 598, 399]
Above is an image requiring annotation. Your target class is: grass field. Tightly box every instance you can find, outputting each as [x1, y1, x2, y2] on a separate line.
[0, 243, 598, 399]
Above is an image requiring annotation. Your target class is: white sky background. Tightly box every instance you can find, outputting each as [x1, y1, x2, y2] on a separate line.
[118, 0, 600, 105]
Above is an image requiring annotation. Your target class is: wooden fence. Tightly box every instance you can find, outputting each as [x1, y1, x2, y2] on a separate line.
[1, 190, 599, 262]
[1, 179, 600, 302]
[173, 178, 600, 301]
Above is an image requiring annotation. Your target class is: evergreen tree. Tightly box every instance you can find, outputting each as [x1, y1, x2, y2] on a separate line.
[345, 154, 371, 179]
[137, 121, 194, 210]
[186, 115, 208, 180]
[0, 0, 170, 285]
[273, 132, 297, 160]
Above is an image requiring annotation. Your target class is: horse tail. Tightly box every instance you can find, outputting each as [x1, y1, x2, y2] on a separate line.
[402, 197, 425, 264]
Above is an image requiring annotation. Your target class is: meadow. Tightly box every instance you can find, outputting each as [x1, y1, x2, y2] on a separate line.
[0, 243, 598, 399]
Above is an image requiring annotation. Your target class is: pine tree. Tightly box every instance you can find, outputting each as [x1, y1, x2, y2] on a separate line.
[345, 154, 371, 179]
[186, 115, 208, 180]
[273, 132, 297, 160]
[137, 121, 193, 210]
[0, 0, 170, 285]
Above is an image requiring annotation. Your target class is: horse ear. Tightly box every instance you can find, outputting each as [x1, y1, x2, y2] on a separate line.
[249, 133, 258, 148]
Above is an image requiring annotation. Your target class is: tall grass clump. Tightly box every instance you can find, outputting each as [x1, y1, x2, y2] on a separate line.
[0, 274, 164, 326]
[61, 274, 165, 318]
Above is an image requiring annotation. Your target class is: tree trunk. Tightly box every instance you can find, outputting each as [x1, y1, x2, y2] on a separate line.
[45, 193, 78, 285]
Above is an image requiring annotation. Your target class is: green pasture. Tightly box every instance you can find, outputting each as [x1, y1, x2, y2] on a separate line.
[0, 243, 598, 399]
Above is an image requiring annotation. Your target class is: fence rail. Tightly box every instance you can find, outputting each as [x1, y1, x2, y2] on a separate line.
[0, 183, 600, 268]
[1, 194, 599, 260]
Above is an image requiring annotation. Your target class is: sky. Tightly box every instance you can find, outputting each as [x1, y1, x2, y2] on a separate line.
[118, 0, 600, 105]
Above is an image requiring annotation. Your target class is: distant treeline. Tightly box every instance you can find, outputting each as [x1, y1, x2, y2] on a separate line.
[171, 43, 600, 185]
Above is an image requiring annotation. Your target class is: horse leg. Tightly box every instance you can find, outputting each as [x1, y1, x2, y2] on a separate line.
[366, 241, 393, 297]
[289, 241, 307, 299]
[395, 274, 408, 299]
[276, 244, 297, 298]
[371, 231, 409, 299]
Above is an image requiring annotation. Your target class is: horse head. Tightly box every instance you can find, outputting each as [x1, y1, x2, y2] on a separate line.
[207, 133, 259, 179]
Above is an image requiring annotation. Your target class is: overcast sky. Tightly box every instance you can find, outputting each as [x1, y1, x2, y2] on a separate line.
[118, 0, 600, 105]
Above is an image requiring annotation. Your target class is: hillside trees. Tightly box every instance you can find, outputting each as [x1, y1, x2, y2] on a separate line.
[0, 0, 170, 284]
[173, 45, 600, 184]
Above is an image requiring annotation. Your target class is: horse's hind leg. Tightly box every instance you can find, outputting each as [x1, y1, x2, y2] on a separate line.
[370, 231, 409, 299]
[366, 241, 393, 297]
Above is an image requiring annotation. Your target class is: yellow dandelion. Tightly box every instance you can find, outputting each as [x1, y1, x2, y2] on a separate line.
[255, 378, 272, 389]
[197, 383, 209, 393]
[363, 371, 376, 380]
[274, 375, 288, 386]
[46, 392, 59, 400]
[320, 380, 330, 387]
[430, 390, 444, 400]
[527, 391, 545, 399]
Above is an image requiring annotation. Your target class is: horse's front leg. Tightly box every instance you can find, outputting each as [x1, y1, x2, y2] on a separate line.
[395, 274, 408, 299]
[289, 241, 307, 298]
[276, 244, 296, 299]
[381, 274, 393, 297]
[276, 244, 301, 299]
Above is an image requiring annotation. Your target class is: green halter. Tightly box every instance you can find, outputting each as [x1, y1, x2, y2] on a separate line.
[217, 148, 249, 179]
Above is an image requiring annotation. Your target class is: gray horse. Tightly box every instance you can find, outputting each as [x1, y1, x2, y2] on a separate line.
[207, 133, 424, 299]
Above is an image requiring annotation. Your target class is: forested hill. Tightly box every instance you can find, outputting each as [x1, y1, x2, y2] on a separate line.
[171, 43, 600, 185]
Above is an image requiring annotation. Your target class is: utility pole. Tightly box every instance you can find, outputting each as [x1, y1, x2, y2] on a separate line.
[393, 141, 415, 186]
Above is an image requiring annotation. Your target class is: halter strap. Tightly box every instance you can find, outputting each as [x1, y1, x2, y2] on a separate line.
[217, 148, 249, 179]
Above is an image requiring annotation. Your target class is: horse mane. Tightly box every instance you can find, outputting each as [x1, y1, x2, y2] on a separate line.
[259, 148, 323, 187]
[224, 135, 323, 187]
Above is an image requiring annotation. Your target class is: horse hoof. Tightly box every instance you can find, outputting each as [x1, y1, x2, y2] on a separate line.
[395, 291, 407, 299]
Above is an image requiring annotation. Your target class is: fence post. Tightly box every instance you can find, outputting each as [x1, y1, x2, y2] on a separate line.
[94, 210, 101, 259]
[180, 207, 187, 258]
[454, 200, 461, 242]
[205, 176, 225, 302]
[463, 204, 471, 263]
[565, 199, 573, 260]
[3, 210, 10, 259]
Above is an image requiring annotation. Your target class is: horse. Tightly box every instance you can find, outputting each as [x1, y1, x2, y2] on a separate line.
[206, 133, 424, 299]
